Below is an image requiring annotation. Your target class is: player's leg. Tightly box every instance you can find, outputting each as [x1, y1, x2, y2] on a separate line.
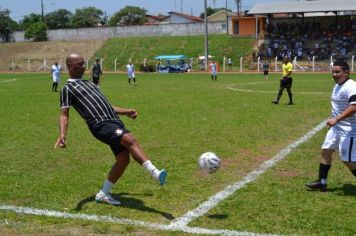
[54, 81, 58, 92]
[272, 86, 284, 104]
[52, 82, 56, 92]
[305, 149, 333, 192]
[286, 78, 293, 105]
[120, 133, 167, 185]
[96, 149, 130, 205]
[342, 161, 356, 177]
[305, 128, 338, 191]
[286, 87, 293, 105]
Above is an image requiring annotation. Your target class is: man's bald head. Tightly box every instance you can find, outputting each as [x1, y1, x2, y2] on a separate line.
[66, 53, 85, 79]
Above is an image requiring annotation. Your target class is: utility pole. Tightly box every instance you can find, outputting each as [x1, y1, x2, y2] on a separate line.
[226, 0, 228, 34]
[236, 0, 241, 16]
[204, 0, 209, 71]
[181, 0, 183, 13]
[41, 0, 44, 21]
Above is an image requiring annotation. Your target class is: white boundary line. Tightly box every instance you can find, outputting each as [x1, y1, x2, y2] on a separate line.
[169, 120, 326, 228]
[0, 120, 326, 235]
[226, 85, 329, 95]
[0, 79, 16, 83]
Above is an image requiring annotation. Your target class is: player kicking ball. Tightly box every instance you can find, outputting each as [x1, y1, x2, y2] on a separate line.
[54, 53, 166, 205]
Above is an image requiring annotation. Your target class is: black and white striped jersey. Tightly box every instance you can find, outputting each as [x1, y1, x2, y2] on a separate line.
[60, 79, 121, 126]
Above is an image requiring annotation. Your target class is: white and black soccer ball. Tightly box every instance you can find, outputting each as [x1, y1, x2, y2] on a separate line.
[198, 152, 221, 173]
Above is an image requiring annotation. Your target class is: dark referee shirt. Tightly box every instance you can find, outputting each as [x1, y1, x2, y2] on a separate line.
[60, 79, 121, 126]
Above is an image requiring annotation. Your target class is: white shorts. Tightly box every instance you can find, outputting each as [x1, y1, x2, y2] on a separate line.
[53, 77, 60, 83]
[128, 73, 135, 79]
[322, 127, 356, 162]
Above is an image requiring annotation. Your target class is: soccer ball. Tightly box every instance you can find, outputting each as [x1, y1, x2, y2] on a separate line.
[198, 152, 221, 173]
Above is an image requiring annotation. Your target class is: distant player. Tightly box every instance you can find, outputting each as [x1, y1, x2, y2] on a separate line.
[90, 58, 103, 87]
[51, 62, 61, 92]
[126, 62, 137, 86]
[228, 58, 232, 69]
[210, 61, 217, 81]
[305, 60, 356, 192]
[262, 60, 270, 80]
[272, 56, 293, 105]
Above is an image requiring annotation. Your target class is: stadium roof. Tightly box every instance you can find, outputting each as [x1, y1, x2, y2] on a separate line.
[248, 0, 356, 15]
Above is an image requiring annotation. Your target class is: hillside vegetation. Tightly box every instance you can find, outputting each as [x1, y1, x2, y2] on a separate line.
[0, 40, 105, 71]
[94, 34, 256, 71]
[0, 35, 256, 71]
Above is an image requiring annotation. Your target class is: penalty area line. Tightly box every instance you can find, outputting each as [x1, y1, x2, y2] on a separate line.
[169, 120, 327, 228]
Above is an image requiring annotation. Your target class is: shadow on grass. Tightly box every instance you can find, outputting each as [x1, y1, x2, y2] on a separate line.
[328, 184, 356, 196]
[207, 214, 228, 220]
[73, 192, 175, 220]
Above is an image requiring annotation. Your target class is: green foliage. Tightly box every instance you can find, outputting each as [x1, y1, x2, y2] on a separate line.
[24, 21, 47, 41]
[70, 7, 103, 28]
[45, 9, 73, 29]
[93, 34, 255, 70]
[0, 8, 18, 42]
[199, 6, 226, 18]
[18, 13, 42, 31]
[109, 6, 147, 26]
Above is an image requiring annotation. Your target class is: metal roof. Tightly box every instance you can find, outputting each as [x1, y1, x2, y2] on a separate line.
[248, 0, 356, 15]
[154, 55, 188, 60]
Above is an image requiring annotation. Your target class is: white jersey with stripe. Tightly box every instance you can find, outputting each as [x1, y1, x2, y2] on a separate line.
[331, 78, 356, 136]
[60, 78, 121, 126]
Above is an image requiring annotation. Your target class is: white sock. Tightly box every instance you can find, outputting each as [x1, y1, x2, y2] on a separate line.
[101, 179, 114, 194]
[320, 178, 327, 185]
[142, 160, 160, 180]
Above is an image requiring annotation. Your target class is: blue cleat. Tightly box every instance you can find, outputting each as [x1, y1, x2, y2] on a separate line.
[158, 169, 167, 186]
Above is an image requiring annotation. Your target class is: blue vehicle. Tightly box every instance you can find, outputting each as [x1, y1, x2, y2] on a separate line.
[154, 55, 189, 73]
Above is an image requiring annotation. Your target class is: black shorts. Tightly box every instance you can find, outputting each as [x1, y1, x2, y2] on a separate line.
[264, 70, 269, 75]
[89, 120, 130, 156]
[93, 76, 100, 85]
[280, 77, 293, 88]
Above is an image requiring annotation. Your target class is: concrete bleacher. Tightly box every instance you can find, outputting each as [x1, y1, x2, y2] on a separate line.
[257, 16, 356, 69]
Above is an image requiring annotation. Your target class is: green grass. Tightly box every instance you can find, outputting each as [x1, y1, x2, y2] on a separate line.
[0, 72, 355, 235]
[91, 34, 255, 70]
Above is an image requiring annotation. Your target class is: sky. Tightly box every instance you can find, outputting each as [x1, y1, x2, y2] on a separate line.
[0, 0, 294, 22]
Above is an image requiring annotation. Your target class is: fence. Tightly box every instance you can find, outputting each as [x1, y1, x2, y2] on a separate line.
[3, 55, 355, 73]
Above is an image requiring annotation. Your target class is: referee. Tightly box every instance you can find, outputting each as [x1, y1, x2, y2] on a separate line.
[272, 56, 294, 105]
[54, 53, 167, 205]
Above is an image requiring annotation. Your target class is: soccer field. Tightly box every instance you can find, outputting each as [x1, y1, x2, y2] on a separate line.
[0, 72, 355, 235]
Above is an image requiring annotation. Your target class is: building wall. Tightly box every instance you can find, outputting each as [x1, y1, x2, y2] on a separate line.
[230, 17, 265, 36]
[12, 22, 225, 42]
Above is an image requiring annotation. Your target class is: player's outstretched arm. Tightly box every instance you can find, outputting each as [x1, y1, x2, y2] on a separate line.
[54, 108, 70, 149]
[112, 106, 138, 119]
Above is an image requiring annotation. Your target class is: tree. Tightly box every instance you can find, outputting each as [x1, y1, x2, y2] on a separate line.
[18, 13, 42, 30]
[0, 8, 18, 42]
[109, 6, 147, 26]
[45, 9, 72, 29]
[24, 21, 47, 41]
[199, 7, 227, 18]
[70, 7, 103, 28]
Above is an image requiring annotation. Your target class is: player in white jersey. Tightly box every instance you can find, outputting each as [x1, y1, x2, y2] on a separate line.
[306, 60, 356, 192]
[210, 61, 217, 81]
[51, 62, 61, 92]
[126, 62, 137, 86]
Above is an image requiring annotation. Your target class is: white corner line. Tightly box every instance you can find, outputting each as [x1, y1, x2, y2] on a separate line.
[169, 120, 327, 228]
[0, 204, 277, 236]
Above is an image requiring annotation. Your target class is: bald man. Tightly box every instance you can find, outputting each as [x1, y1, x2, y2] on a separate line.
[54, 53, 167, 205]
